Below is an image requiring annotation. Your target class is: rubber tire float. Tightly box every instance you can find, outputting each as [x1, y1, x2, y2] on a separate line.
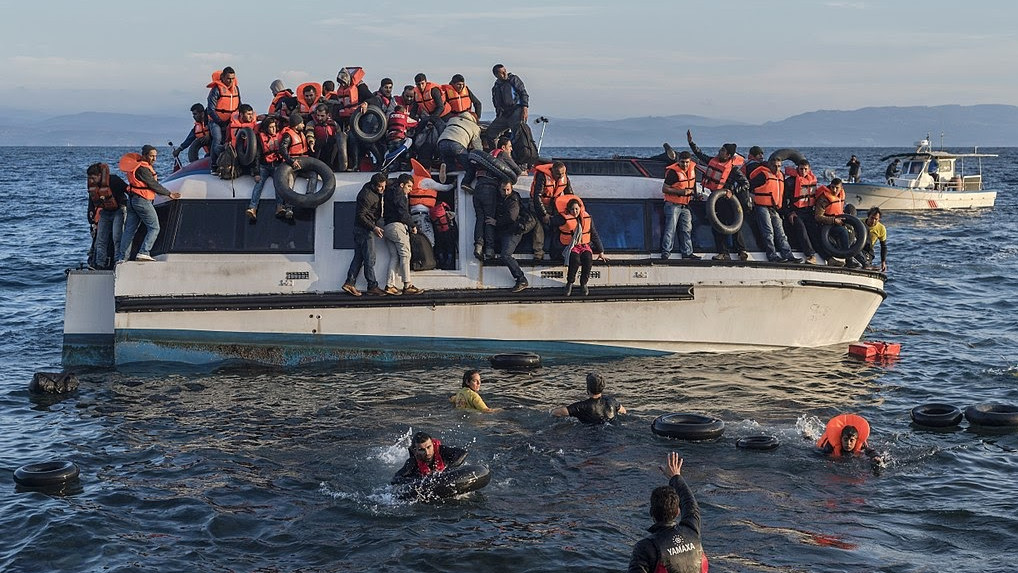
[706, 189, 744, 235]
[767, 148, 807, 165]
[13, 460, 80, 488]
[964, 403, 1018, 427]
[398, 463, 492, 499]
[233, 127, 258, 166]
[351, 105, 387, 143]
[651, 413, 725, 440]
[910, 403, 963, 427]
[489, 352, 542, 371]
[273, 157, 337, 209]
[735, 435, 780, 450]
[468, 150, 518, 185]
[820, 214, 867, 258]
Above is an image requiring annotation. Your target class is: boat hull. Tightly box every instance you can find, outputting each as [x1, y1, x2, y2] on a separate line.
[844, 183, 996, 211]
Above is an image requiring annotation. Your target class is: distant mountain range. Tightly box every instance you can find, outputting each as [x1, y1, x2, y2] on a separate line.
[1, 105, 1015, 147]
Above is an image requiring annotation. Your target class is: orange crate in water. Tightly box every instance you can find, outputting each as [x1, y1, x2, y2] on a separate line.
[849, 341, 901, 358]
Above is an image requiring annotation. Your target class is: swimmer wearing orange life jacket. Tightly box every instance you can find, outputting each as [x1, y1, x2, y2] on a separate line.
[816, 413, 881, 461]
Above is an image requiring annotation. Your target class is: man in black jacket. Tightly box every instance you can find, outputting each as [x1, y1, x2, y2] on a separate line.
[343, 173, 388, 296]
[628, 452, 706, 573]
[485, 64, 529, 149]
[490, 179, 534, 292]
[391, 431, 468, 483]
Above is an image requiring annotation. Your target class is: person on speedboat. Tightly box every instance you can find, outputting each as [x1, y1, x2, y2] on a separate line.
[782, 159, 819, 265]
[171, 103, 210, 164]
[846, 155, 861, 183]
[490, 178, 536, 293]
[748, 157, 800, 263]
[551, 372, 626, 423]
[686, 130, 750, 261]
[530, 161, 573, 261]
[884, 159, 901, 184]
[660, 151, 699, 260]
[813, 178, 849, 266]
[391, 431, 468, 484]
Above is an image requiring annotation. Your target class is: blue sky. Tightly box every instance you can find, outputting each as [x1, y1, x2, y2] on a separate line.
[2, 0, 1015, 123]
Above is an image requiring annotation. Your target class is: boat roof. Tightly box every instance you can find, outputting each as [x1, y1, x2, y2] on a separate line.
[879, 151, 999, 161]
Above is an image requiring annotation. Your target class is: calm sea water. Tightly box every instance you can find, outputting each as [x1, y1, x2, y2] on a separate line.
[1, 146, 1016, 572]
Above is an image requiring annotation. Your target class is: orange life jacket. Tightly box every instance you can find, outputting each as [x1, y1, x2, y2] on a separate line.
[443, 84, 473, 114]
[268, 89, 294, 116]
[750, 165, 783, 208]
[702, 157, 733, 191]
[414, 438, 446, 475]
[259, 130, 282, 164]
[296, 82, 323, 115]
[414, 81, 451, 117]
[332, 67, 366, 119]
[87, 163, 119, 210]
[785, 167, 818, 209]
[664, 162, 697, 205]
[558, 197, 592, 246]
[228, 112, 259, 144]
[408, 158, 437, 208]
[281, 126, 308, 157]
[193, 120, 210, 154]
[531, 164, 569, 208]
[816, 414, 870, 456]
[119, 153, 157, 201]
[816, 184, 845, 216]
[207, 70, 240, 123]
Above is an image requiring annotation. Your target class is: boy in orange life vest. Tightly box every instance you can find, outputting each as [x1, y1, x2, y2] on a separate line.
[661, 151, 700, 260]
[814, 177, 849, 265]
[687, 130, 750, 261]
[172, 104, 210, 164]
[442, 74, 482, 119]
[817, 413, 881, 462]
[782, 159, 819, 264]
[749, 157, 800, 263]
[391, 431, 468, 483]
[530, 161, 573, 260]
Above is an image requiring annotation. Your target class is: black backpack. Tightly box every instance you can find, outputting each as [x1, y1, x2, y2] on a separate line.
[510, 122, 539, 168]
[410, 232, 437, 271]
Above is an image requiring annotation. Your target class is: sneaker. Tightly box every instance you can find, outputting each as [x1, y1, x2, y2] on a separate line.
[827, 257, 845, 267]
[781, 256, 802, 263]
[682, 253, 701, 260]
[663, 142, 677, 161]
[342, 283, 362, 297]
[581, 285, 589, 296]
[738, 251, 750, 261]
[805, 255, 817, 264]
[768, 256, 782, 263]
[660, 252, 670, 260]
[245, 208, 257, 222]
[275, 206, 286, 219]
[474, 244, 485, 261]
[284, 207, 294, 221]
[483, 250, 495, 260]
[365, 286, 387, 296]
[533, 252, 545, 261]
[511, 281, 529, 293]
[135, 253, 155, 262]
[438, 163, 447, 184]
[563, 283, 573, 296]
[712, 253, 731, 261]
[403, 284, 424, 295]
[384, 285, 402, 296]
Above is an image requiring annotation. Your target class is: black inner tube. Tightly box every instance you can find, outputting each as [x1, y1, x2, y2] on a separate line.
[736, 435, 780, 450]
[272, 157, 337, 209]
[489, 352, 541, 370]
[706, 189, 744, 235]
[910, 403, 963, 427]
[469, 150, 518, 185]
[352, 105, 387, 143]
[651, 413, 725, 440]
[14, 460, 80, 487]
[820, 214, 867, 258]
[234, 127, 257, 165]
[767, 148, 806, 165]
[965, 403, 1018, 427]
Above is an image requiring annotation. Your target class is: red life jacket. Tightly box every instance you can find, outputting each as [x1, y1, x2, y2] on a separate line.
[87, 163, 119, 210]
[558, 198, 592, 246]
[785, 167, 818, 209]
[531, 164, 568, 208]
[408, 158, 437, 208]
[268, 89, 294, 116]
[387, 111, 414, 140]
[119, 153, 157, 201]
[750, 165, 783, 208]
[281, 127, 308, 157]
[414, 81, 451, 116]
[259, 130, 282, 164]
[443, 84, 473, 114]
[702, 156, 733, 191]
[312, 119, 338, 141]
[332, 67, 366, 119]
[664, 162, 697, 205]
[816, 184, 845, 216]
[414, 438, 446, 475]
[816, 414, 870, 456]
[228, 112, 258, 144]
[430, 202, 453, 233]
[207, 70, 240, 123]
[296, 82, 323, 115]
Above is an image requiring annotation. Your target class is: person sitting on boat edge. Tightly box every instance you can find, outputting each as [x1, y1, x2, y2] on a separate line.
[276, 112, 309, 221]
[628, 452, 706, 573]
[382, 173, 425, 295]
[884, 159, 901, 185]
[814, 178, 849, 266]
[391, 431, 468, 484]
[661, 151, 699, 261]
[748, 157, 800, 263]
[862, 207, 887, 272]
[118, 145, 182, 263]
[172, 103, 210, 164]
[558, 197, 608, 296]
[816, 413, 881, 462]
[686, 130, 750, 261]
[846, 155, 861, 183]
[450, 369, 499, 412]
[530, 161, 574, 261]
[306, 104, 341, 172]
[342, 172, 389, 297]
[490, 179, 536, 293]
[486, 64, 529, 150]
[552, 372, 627, 423]
[245, 116, 283, 223]
[782, 158, 819, 265]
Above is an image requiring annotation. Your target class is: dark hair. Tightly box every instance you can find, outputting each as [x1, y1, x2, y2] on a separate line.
[141, 144, 157, 155]
[414, 73, 427, 83]
[380, 77, 393, 87]
[677, 151, 692, 160]
[86, 163, 104, 176]
[841, 426, 859, 440]
[566, 199, 581, 213]
[796, 158, 810, 167]
[462, 369, 480, 388]
[844, 204, 857, 216]
[451, 74, 465, 83]
[412, 431, 432, 445]
[492, 64, 505, 75]
[397, 173, 414, 186]
[586, 372, 605, 395]
[749, 145, 764, 156]
[190, 103, 205, 113]
[259, 116, 278, 132]
[496, 135, 512, 149]
[222, 66, 235, 75]
[322, 80, 335, 92]
[551, 160, 566, 172]
[830, 177, 844, 186]
[370, 172, 387, 185]
[238, 103, 253, 114]
[867, 206, 882, 218]
[650, 485, 680, 523]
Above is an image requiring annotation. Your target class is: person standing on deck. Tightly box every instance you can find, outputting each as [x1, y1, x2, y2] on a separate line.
[686, 130, 749, 261]
[206, 66, 240, 175]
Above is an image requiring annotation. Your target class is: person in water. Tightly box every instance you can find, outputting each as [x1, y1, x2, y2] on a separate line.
[627, 452, 706, 573]
[861, 207, 888, 272]
[450, 369, 499, 412]
[552, 372, 627, 423]
[816, 413, 881, 461]
[391, 431, 468, 483]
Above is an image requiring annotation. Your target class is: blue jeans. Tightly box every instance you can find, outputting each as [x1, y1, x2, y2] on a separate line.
[661, 202, 692, 256]
[210, 121, 226, 168]
[95, 206, 125, 268]
[753, 205, 793, 260]
[120, 194, 160, 260]
[248, 164, 281, 210]
[346, 227, 379, 289]
[437, 139, 477, 185]
[500, 231, 526, 282]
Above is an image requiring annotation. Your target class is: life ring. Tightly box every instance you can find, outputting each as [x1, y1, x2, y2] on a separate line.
[910, 403, 963, 427]
[820, 214, 867, 258]
[13, 460, 80, 488]
[964, 403, 1018, 427]
[651, 413, 725, 440]
[706, 189, 744, 235]
[351, 105, 387, 143]
[767, 148, 807, 165]
[736, 435, 779, 450]
[273, 157, 337, 209]
[234, 127, 258, 165]
[489, 352, 541, 371]
[398, 463, 492, 499]
[468, 150, 518, 185]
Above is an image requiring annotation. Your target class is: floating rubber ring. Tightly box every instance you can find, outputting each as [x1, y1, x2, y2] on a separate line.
[489, 352, 541, 370]
[964, 403, 1018, 427]
[13, 460, 80, 487]
[910, 403, 963, 427]
[706, 189, 744, 235]
[468, 150, 518, 185]
[272, 157, 337, 209]
[397, 463, 492, 499]
[651, 413, 725, 440]
[234, 127, 258, 165]
[820, 214, 867, 258]
[736, 435, 779, 450]
[351, 105, 387, 143]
